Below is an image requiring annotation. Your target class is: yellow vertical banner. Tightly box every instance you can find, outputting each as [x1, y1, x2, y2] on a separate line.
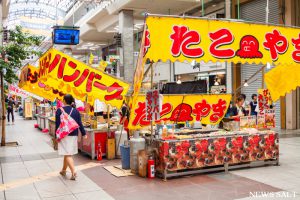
[129, 26, 149, 127]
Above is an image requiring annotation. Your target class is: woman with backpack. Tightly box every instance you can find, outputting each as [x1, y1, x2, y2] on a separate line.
[55, 94, 87, 180]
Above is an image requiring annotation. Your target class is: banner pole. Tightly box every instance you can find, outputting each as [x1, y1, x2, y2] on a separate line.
[150, 62, 154, 139]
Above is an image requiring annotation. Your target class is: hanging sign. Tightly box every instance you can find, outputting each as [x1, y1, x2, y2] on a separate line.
[19, 65, 59, 101]
[144, 15, 300, 65]
[8, 85, 28, 98]
[39, 48, 130, 108]
[128, 94, 231, 130]
[258, 89, 272, 115]
[145, 90, 162, 121]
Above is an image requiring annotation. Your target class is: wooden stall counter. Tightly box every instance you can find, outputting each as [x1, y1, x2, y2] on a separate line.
[154, 130, 279, 180]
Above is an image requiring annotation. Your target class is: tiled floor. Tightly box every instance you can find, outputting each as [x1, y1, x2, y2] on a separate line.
[0, 116, 113, 200]
[0, 116, 300, 200]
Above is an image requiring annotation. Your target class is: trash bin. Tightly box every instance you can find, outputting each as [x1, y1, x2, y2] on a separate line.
[120, 145, 130, 169]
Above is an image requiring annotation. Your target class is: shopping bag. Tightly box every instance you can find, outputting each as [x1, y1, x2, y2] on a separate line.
[52, 138, 58, 150]
[56, 108, 79, 142]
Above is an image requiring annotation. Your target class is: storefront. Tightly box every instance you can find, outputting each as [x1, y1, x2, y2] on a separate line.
[126, 14, 297, 179]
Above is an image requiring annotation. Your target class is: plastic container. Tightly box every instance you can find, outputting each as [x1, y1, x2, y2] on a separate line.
[193, 121, 202, 129]
[115, 129, 128, 158]
[120, 145, 130, 169]
[130, 137, 145, 173]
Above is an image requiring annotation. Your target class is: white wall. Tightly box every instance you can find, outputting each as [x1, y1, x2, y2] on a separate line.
[175, 61, 225, 75]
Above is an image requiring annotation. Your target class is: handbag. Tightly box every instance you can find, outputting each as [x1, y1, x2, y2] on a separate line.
[56, 107, 79, 142]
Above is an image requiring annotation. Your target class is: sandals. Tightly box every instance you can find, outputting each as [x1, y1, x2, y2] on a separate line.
[70, 173, 77, 181]
[60, 170, 77, 180]
[59, 170, 67, 177]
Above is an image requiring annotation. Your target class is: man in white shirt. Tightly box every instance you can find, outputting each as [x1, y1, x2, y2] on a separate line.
[94, 99, 106, 116]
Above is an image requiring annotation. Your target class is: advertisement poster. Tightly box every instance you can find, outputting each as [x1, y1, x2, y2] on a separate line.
[257, 114, 265, 129]
[258, 89, 272, 115]
[265, 109, 275, 128]
[25, 97, 33, 118]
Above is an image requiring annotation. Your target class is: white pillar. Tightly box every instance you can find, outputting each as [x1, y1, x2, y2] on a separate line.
[225, 0, 233, 94]
[286, 91, 297, 129]
[284, 0, 297, 129]
[225, 62, 232, 94]
[119, 10, 134, 82]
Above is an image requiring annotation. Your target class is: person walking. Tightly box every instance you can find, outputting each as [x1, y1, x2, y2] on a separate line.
[7, 97, 15, 125]
[55, 94, 87, 180]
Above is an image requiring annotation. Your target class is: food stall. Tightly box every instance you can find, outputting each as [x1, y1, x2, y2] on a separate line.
[36, 104, 52, 130]
[19, 64, 61, 133]
[75, 111, 120, 159]
[129, 93, 278, 179]
[37, 48, 130, 158]
[126, 14, 300, 179]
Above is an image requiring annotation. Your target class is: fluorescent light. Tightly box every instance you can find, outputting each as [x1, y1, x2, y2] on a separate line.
[243, 80, 249, 87]
[267, 62, 271, 69]
[82, 43, 94, 47]
[77, 47, 88, 50]
[134, 24, 144, 27]
[106, 30, 118, 33]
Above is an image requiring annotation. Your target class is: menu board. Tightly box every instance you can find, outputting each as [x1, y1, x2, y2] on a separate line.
[145, 90, 162, 122]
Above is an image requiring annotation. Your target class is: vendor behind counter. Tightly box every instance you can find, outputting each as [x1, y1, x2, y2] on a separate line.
[93, 99, 113, 119]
